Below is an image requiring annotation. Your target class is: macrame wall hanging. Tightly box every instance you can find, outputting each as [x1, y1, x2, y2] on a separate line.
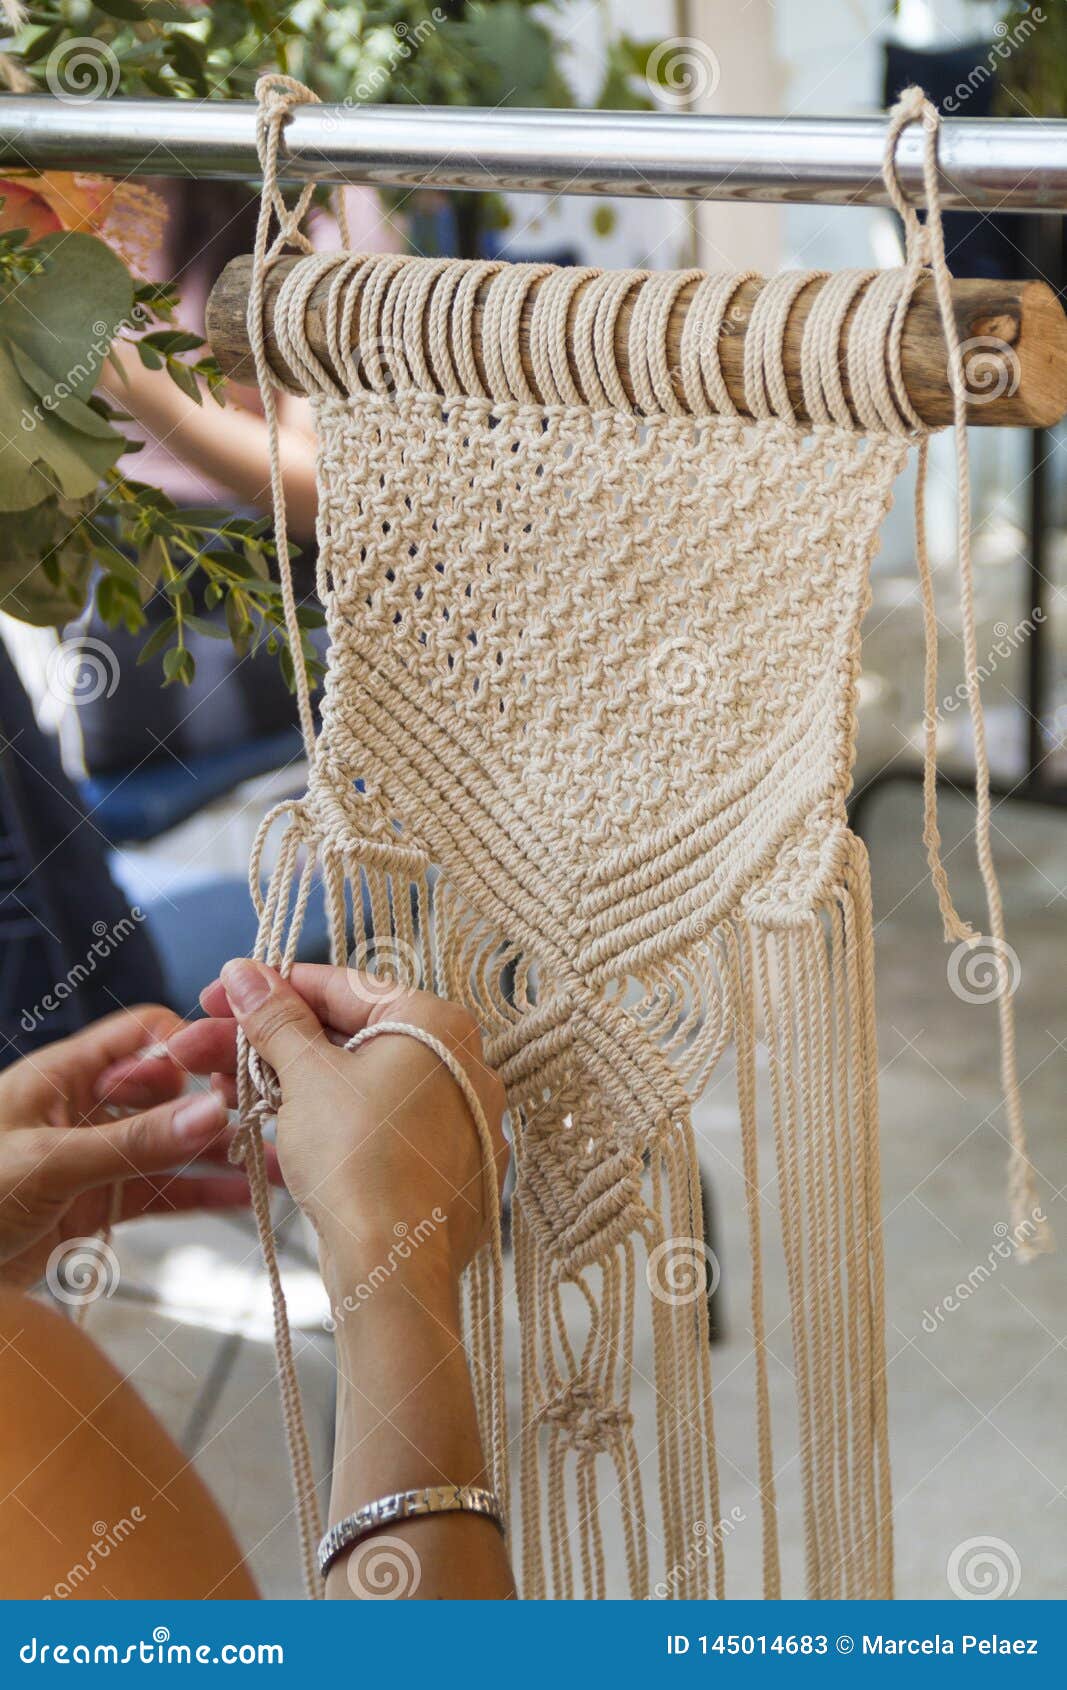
[210, 79, 1052, 1601]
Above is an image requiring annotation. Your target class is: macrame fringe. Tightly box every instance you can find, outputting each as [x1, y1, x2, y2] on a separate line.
[237, 810, 892, 1600]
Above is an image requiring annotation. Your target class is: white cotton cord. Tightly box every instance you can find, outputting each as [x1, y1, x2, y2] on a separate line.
[246, 74, 332, 1601]
[883, 86, 1050, 1256]
[249, 73, 320, 761]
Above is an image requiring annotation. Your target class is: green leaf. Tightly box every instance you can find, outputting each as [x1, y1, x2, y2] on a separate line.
[8, 341, 125, 439]
[22, 23, 65, 64]
[142, 329, 204, 355]
[165, 31, 209, 95]
[0, 232, 133, 403]
[225, 591, 251, 655]
[165, 358, 203, 404]
[448, 3, 557, 107]
[163, 644, 195, 685]
[93, 0, 150, 17]
[170, 506, 234, 529]
[135, 616, 177, 665]
[184, 613, 229, 640]
[0, 539, 93, 627]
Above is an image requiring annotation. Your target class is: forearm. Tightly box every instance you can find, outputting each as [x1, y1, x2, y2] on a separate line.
[104, 349, 321, 540]
[323, 1244, 515, 1600]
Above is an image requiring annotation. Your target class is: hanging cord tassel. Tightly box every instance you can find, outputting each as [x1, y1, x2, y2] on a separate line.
[242, 75, 334, 1597]
[883, 88, 1050, 1257]
[249, 73, 324, 761]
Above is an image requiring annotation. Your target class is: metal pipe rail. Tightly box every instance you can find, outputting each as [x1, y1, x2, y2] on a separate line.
[2, 95, 1067, 211]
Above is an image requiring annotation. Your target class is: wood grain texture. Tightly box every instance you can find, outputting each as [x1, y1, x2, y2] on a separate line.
[206, 254, 1067, 429]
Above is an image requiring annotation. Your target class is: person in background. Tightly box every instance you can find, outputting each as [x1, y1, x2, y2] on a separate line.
[80, 180, 402, 772]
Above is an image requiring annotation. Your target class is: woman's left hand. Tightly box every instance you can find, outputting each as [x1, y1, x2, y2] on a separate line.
[0, 1004, 262, 1291]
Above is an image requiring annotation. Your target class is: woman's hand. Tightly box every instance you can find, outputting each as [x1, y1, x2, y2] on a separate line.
[0, 1005, 248, 1291]
[114, 962, 509, 1290]
[104, 967, 515, 1601]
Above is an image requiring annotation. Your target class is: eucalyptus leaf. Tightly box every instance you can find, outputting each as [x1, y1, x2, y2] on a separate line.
[0, 233, 132, 403]
[8, 341, 126, 440]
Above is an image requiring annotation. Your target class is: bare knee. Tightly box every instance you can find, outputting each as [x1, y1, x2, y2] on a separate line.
[0, 1285, 256, 1599]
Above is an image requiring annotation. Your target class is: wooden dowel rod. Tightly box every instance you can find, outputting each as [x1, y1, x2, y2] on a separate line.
[206, 254, 1067, 429]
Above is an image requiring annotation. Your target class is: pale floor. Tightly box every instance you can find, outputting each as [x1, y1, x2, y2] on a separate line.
[70, 777, 1067, 1602]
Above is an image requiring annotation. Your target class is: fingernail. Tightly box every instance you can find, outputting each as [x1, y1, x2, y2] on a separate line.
[198, 979, 220, 1010]
[221, 958, 272, 1015]
[93, 1043, 170, 1100]
[174, 1092, 226, 1143]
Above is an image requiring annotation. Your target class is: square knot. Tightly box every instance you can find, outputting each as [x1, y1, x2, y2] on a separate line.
[537, 1382, 634, 1454]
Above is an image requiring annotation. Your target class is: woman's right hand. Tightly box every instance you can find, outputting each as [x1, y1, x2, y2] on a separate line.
[109, 962, 509, 1291]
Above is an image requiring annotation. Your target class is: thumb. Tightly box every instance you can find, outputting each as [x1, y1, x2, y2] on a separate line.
[220, 958, 330, 1078]
[45, 1091, 228, 1193]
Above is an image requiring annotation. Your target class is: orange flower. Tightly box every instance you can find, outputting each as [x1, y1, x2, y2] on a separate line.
[0, 169, 166, 274]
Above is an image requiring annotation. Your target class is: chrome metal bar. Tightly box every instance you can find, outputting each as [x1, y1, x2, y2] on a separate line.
[2, 95, 1067, 211]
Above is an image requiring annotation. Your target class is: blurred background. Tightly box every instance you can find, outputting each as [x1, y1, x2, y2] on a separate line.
[0, 0, 1064, 1600]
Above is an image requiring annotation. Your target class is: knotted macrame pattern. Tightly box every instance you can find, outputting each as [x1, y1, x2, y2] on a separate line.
[234, 79, 1047, 1601]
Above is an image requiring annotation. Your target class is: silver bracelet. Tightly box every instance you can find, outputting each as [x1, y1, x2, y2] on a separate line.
[317, 1484, 504, 1580]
